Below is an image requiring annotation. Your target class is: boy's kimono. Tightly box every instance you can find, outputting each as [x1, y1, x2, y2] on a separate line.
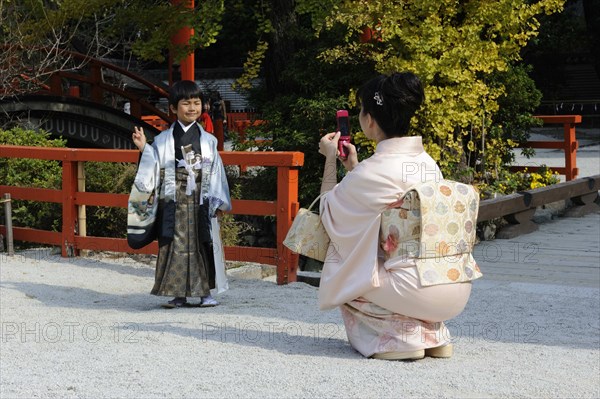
[318, 136, 480, 357]
[135, 122, 231, 296]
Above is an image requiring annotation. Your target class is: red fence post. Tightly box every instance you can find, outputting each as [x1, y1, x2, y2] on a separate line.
[90, 63, 103, 103]
[49, 74, 62, 95]
[276, 165, 300, 284]
[61, 159, 79, 257]
[563, 119, 579, 181]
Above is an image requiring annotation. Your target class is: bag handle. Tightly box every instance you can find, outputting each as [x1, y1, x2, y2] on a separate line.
[307, 191, 329, 212]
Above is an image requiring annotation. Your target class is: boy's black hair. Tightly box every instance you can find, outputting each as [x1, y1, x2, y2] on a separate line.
[169, 80, 203, 107]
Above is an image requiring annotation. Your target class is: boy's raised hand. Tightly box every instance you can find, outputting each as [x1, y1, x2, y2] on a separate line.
[132, 126, 146, 152]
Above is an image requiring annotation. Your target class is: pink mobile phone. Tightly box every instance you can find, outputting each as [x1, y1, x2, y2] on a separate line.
[336, 110, 350, 159]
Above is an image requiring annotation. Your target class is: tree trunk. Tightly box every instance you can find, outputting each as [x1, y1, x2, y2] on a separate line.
[264, 0, 296, 97]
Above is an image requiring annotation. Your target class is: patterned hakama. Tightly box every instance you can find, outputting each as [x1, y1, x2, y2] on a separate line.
[151, 169, 214, 298]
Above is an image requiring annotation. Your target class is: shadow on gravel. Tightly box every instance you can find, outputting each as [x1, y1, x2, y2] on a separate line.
[12, 249, 154, 278]
[1, 281, 159, 312]
[134, 321, 357, 359]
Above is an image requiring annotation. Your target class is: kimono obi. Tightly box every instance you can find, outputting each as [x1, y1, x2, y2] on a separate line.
[380, 180, 483, 286]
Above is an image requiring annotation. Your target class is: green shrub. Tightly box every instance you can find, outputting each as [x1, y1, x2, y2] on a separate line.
[0, 128, 136, 239]
[83, 161, 137, 238]
[478, 166, 560, 199]
[0, 128, 66, 233]
[219, 182, 253, 247]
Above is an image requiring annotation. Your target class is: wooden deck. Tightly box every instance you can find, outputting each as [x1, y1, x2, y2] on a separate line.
[474, 212, 600, 287]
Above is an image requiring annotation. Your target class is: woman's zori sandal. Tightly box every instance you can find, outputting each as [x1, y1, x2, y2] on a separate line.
[371, 344, 454, 361]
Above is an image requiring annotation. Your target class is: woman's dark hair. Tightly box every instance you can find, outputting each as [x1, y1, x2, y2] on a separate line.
[357, 72, 425, 137]
[169, 80, 203, 107]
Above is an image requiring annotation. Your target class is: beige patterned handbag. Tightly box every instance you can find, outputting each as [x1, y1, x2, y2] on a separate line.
[283, 192, 330, 262]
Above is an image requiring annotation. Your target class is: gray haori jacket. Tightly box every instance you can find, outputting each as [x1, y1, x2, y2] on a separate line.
[135, 122, 231, 219]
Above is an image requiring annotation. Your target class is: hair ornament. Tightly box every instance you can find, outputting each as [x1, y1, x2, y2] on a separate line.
[374, 91, 383, 106]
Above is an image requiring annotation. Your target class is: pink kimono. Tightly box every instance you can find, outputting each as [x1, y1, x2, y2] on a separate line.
[319, 136, 480, 357]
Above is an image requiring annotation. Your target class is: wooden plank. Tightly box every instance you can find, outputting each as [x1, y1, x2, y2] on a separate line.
[76, 192, 128, 208]
[0, 146, 65, 160]
[478, 174, 600, 221]
[535, 115, 582, 124]
[231, 199, 277, 216]
[73, 237, 281, 263]
[224, 246, 277, 265]
[0, 146, 305, 167]
[0, 186, 62, 203]
[75, 236, 158, 254]
[478, 193, 527, 221]
[0, 146, 139, 163]
[71, 194, 277, 215]
[67, 149, 139, 163]
[220, 151, 304, 167]
[519, 141, 566, 150]
[10, 227, 62, 246]
[527, 175, 599, 207]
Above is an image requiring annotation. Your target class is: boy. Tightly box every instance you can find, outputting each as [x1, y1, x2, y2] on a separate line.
[132, 80, 231, 308]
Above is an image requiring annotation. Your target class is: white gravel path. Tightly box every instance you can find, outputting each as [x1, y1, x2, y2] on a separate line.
[1, 241, 599, 398]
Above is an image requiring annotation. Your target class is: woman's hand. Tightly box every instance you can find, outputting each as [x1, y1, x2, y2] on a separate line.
[319, 132, 359, 172]
[132, 126, 146, 152]
[339, 141, 359, 172]
[319, 132, 341, 158]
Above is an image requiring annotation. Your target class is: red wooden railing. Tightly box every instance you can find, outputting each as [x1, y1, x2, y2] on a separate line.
[227, 112, 257, 132]
[0, 145, 304, 284]
[511, 115, 582, 181]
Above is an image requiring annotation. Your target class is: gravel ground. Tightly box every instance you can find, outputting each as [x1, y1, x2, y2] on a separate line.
[1, 247, 599, 399]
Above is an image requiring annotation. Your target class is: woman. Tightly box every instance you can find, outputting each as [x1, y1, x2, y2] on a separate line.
[199, 99, 214, 134]
[318, 72, 480, 360]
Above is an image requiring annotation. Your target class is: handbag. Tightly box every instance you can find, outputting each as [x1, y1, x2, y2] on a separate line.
[283, 192, 330, 262]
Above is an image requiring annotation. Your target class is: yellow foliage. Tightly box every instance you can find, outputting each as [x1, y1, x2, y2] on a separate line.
[308, 0, 565, 178]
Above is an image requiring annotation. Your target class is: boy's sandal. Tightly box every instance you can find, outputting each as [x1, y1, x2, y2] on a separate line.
[161, 298, 187, 309]
[183, 302, 203, 307]
[199, 297, 219, 307]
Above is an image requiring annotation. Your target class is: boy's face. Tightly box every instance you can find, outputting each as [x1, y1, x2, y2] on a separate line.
[170, 97, 202, 125]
